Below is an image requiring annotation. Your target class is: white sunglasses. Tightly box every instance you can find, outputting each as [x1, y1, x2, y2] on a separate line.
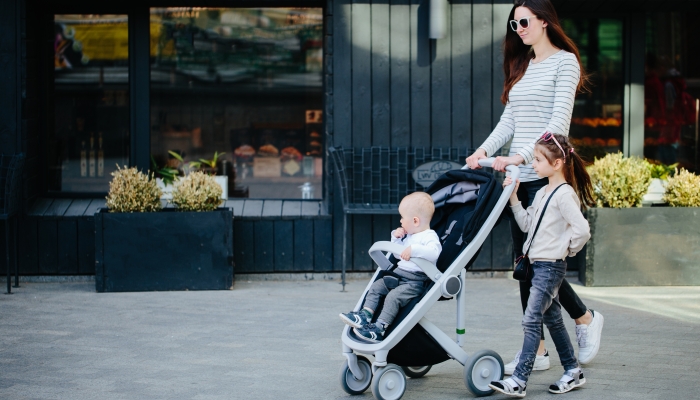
[509, 16, 535, 31]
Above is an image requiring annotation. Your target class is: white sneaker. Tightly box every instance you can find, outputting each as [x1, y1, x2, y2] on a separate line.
[576, 310, 604, 364]
[503, 350, 550, 375]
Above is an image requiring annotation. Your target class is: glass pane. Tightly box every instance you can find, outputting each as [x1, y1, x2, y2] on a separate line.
[645, 13, 700, 172]
[149, 8, 324, 199]
[51, 15, 130, 193]
[561, 18, 625, 163]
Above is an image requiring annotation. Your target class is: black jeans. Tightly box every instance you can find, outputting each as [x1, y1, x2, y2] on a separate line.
[507, 178, 588, 340]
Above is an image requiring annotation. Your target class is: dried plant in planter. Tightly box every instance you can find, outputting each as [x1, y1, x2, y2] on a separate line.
[587, 152, 651, 208]
[171, 171, 223, 212]
[106, 166, 162, 212]
[664, 168, 700, 207]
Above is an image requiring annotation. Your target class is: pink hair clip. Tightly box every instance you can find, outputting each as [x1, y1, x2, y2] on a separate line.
[569, 148, 575, 153]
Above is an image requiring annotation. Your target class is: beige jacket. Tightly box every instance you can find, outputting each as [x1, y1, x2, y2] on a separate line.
[510, 184, 590, 262]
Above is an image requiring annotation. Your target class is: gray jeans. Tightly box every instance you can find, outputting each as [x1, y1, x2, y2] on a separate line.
[363, 268, 429, 326]
[513, 260, 579, 383]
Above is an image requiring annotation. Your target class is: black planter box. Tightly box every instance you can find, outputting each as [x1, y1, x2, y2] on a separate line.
[95, 208, 234, 292]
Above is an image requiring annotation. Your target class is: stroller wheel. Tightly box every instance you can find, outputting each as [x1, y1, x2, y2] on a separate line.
[464, 349, 504, 397]
[371, 364, 406, 400]
[401, 365, 431, 379]
[339, 355, 372, 395]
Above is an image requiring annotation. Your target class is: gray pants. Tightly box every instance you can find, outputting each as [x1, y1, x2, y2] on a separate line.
[363, 268, 429, 326]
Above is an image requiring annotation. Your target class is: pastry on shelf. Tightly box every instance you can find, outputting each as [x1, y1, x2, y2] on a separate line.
[281, 146, 303, 162]
[309, 131, 321, 138]
[257, 144, 279, 157]
[234, 144, 256, 158]
[309, 140, 322, 147]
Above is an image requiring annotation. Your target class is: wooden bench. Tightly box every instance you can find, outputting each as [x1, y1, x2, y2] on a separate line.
[22, 198, 330, 276]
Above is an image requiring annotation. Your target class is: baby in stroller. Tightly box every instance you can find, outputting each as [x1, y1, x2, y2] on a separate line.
[339, 192, 442, 343]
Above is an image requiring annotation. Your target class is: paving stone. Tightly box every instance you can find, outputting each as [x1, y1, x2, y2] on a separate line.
[0, 279, 698, 399]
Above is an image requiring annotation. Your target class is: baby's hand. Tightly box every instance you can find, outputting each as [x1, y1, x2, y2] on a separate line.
[393, 228, 406, 238]
[400, 246, 412, 261]
[503, 177, 513, 187]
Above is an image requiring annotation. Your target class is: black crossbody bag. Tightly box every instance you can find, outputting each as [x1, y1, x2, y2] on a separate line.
[513, 183, 566, 281]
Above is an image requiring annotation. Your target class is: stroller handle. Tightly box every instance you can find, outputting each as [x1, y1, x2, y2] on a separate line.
[462, 158, 521, 181]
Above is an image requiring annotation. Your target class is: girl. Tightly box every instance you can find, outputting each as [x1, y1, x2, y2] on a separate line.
[465, 0, 604, 372]
[490, 132, 593, 397]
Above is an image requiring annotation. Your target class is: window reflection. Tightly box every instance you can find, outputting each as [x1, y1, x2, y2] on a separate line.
[149, 8, 324, 199]
[561, 18, 624, 163]
[645, 13, 700, 172]
[50, 15, 130, 193]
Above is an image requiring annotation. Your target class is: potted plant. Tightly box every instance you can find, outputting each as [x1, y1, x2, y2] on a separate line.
[582, 153, 700, 286]
[186, 151, 230, 200]
[95, 167, 233, 292]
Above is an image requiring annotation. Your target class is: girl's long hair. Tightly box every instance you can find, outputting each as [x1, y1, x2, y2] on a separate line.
[536, 134, 595, 209]
[501, 0, 591, 104]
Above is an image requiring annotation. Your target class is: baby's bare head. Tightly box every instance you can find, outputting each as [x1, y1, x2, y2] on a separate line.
[399, 192, 435, 224]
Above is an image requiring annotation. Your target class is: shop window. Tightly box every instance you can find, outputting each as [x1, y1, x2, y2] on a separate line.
[561, 18, 625, 163]
[644, 13, 700, 172]
[149, 8, 324, 199]
[50, 15, 130, 193]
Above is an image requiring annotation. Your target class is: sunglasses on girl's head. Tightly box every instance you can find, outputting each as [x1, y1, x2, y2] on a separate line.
[509, 16, 535, 31]
[539, 132, 567, 158]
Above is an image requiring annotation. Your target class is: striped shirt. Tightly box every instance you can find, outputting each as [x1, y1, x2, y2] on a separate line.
[478, 50, 580, 182]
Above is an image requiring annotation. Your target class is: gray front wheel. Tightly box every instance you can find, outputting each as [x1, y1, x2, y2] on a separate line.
[464, 349, 504, 397]
[371, 364, 406, 400]
[339, 355, 372, 395]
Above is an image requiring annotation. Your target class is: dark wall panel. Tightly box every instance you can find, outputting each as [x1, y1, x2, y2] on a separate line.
[390, 0, 411, 146]
[273, 221, 294, 272]
[38, 219, 57, 274]
[314, 218, 333, 272]
[294, 219, 314, 271]
[57, 220, 78, 274]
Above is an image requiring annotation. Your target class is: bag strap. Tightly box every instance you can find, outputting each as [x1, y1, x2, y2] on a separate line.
[523, 183, 567, 257]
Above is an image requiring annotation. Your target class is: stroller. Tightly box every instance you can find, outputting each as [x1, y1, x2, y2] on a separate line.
[339, 159, 520, 400]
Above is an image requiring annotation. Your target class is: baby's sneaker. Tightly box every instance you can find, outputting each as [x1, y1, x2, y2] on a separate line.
[503, 350, 550, 375]
[549, 369, 586, 394]
[353, 323, 385, 343]
[339, 310, 370, 328]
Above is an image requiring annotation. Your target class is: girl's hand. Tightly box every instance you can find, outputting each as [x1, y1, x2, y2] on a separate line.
[465, 149, 487, 169]
[491, 155, 525, 172]
[503, 177, 521, 205]
[393, 228, 406, 238]
[400, 245, 412, 261]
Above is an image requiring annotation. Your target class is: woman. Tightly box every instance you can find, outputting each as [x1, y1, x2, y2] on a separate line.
[466, 0, 604, 374]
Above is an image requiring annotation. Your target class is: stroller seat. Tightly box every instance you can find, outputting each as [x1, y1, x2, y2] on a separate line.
[338, 159, 520, 400]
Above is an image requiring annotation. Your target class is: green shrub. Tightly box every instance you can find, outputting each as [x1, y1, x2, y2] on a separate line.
[106, 166, 162, 213]
[171, 171, 223, 212]
[587, 152, 651, 208]
[663, 168, 700, 207]
[646, 160, 677, 180]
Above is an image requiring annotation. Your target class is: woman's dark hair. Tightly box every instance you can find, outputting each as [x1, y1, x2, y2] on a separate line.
[501, 0, 591, 104]
[536, 134, 595, 209]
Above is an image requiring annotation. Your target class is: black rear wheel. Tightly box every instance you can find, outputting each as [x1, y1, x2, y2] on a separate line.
[401, 365, 431, 378]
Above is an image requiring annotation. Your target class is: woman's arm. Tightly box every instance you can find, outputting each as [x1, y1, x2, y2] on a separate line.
[516, 54, 580, 164]
[478, 102, 515, 157]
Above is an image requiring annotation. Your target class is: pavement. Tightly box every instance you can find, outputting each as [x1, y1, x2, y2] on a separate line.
[1, 276, 699, 400]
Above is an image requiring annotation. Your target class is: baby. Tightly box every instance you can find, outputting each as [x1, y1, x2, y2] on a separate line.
[339, 192, 442, 343]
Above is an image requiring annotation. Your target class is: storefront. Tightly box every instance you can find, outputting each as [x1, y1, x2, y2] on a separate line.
[2, 0, 698, 276]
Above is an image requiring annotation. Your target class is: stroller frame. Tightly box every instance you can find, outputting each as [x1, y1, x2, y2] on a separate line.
[340, 159, 521, 399]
